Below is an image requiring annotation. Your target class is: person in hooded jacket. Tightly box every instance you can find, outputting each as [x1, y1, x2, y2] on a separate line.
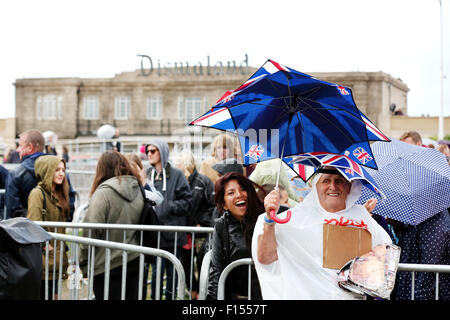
[27, 155, 70, 300]
[5, 129, 76, 220]
[6, 130, 46, 219]
[80, 151, 144, 300]
[145, 139, 192, 300]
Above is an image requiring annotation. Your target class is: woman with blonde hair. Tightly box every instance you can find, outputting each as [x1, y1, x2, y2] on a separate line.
[199, 133, 240, 184]
[27, 155, 70, 300]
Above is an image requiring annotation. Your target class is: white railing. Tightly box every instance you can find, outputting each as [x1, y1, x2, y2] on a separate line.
[47, 231, 186, 300]
[214, 257, 450, 300]
[38, 220, 214, 300]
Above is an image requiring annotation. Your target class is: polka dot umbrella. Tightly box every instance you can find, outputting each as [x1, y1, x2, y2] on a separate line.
[356, 139, 450, 225]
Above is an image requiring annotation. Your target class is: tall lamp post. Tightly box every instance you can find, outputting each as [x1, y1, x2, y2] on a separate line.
[439, 0, 445, 140]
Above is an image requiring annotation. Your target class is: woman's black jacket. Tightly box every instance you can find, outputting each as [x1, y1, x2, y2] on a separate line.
[206, 211, 262, 300]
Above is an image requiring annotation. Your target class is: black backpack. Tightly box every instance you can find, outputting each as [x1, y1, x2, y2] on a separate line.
[138, 185, 161, 249]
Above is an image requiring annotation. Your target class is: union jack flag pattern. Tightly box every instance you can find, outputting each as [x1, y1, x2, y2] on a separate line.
[287, 161, 316, 181]
[309, 152, 363, 176]
[289, 152, 385, 198]
[246, 144, 265, 161]
[189, 107, 235, 131]
[214, 59, 290, 106]
[352, 147, 373, 165]
[337, 85, 350, 95]
[359, 112, 390, 142]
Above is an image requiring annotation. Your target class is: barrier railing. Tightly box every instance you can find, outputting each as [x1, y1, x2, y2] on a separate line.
[34, 219, 450, 301]
[37, 221, 214, 300]
[46, 231, 186, 300]
[397, 263, 450, 300]
[198, 250, 212, 300]
[217, 258, 254, 300]
[215, 258, 450, 300]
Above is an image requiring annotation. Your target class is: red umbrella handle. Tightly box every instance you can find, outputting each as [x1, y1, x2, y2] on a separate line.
[270, 209, 291, 224]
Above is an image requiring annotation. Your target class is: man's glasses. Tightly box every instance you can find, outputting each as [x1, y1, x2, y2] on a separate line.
[147, 148, 158, 155]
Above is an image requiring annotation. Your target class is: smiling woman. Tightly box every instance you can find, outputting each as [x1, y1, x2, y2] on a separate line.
[26, 155, 70, 300]
[222, 179, 248, 220]
[207, 172, 265, 300]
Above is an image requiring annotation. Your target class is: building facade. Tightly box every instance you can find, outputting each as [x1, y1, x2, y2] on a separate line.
[14, 66, 409, 140]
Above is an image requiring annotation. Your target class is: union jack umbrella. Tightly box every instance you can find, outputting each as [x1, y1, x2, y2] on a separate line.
[290, 152, 385, 198]
[190, 59, 390, 223]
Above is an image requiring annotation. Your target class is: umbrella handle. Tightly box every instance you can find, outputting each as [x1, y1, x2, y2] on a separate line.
[270, 209, 291, 224]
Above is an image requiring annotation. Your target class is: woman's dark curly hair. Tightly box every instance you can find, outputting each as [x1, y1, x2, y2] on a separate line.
[214, 172, 266, 253]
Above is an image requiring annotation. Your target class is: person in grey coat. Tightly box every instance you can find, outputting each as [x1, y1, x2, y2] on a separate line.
[81, 151, 144, 300]
[145, 138, 193, 300]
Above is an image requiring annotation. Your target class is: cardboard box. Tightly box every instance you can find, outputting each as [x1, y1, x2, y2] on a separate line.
[323, 224, 372, 270]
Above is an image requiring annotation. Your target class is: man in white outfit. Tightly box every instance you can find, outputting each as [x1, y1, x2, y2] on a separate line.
[252, 166, 392, 300]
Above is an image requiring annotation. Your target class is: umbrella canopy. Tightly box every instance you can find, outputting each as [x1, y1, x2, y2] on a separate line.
[255, 140, 380, 184]
[290, 152, 385, 199]
[190, 59, 390, 224]
[356, 139, 450, 225]
[212, 158, 244, 176]
[191, 59, 389, 169]
[96, 124, 116, 139]
[42, 130, 58, 146]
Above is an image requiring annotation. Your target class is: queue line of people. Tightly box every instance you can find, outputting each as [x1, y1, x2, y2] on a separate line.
[0, 129, 448, 301]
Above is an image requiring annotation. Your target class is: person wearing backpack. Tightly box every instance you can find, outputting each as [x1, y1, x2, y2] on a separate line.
[27, 155, 70, 300]
[80, 151, 144, 300]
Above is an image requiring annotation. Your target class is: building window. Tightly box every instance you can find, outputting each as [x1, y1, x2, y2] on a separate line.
[185, 97, 203, 122]
[83, 95, 99, 119]
[36, 94, 63, 120]
[146, 96, 162, 120]
[114, 96, 130, 120]
[178, 96, 184, 120]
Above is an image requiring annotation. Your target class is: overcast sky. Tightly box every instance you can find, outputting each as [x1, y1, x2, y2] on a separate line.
[0, 0, 449, 119]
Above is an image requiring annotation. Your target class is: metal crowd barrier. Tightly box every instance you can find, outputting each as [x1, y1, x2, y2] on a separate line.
[215, 258, 450, 300]
[217, 258, 254, 300]
[46, 231, 185, 300]
[198, 250, 212, 300]
[26, 206, 450, 301]
[37, 220, 214, 300]
[397, 263, 450, 300]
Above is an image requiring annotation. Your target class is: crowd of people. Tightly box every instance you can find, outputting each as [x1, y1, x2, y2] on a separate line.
[0, 129, 448, 301]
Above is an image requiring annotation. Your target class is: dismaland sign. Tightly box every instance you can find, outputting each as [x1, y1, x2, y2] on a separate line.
[137, 54, 249, 76]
